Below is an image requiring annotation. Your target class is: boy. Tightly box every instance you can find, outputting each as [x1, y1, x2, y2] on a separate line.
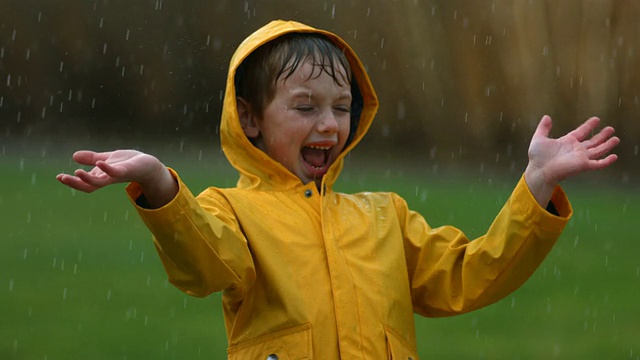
[57, 20, 619, 359]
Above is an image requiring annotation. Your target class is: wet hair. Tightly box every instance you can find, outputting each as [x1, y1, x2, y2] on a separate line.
[235, 33, 363, 143]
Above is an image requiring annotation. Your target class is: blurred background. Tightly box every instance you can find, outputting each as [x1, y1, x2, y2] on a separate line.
[2, 0, 638, 176]
[1, 0, 639, 359]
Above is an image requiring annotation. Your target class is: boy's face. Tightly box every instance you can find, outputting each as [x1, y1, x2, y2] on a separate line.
[245, 60, 352, 188]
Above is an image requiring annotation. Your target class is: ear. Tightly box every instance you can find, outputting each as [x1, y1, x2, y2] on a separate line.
[236, 97, 260, 139]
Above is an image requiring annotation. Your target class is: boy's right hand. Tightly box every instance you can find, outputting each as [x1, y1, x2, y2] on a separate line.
[56, 150, 178, 208]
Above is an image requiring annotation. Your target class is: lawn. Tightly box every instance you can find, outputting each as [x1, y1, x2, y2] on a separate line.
[1, 142, 638, 359]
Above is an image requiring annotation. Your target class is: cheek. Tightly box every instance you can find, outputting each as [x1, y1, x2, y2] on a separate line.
[339, 117, 351, 142]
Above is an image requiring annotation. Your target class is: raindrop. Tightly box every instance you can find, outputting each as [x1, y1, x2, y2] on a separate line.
[102, 43, 108, 54]
[38, 12, 42, 22]
[139, 64, 144, 75]
[140, 252, 144, 262]
[26, 212, 31, 223]
[121, 66, 126, 77]
[396, 101, 405, 120]
[107, 289, 112, 301]
[183, 298, 187, 308]
[9, 279, 14, 292]
[62, 287, 67, 300]
[331, 4, 336, 19]
[73, 264, 77, 275]
[91, 98, 96, 108]
[25, 48, 31, 60]
[23, 248, 28, 259]
[125, 29, 130, 40]
[12, 29, 16, 41]
[59, 102, 64, 112]
[59, 61, 64, 72]
[6, 74, 10, 86]
[41, 106, 46, 118]
[380, 38, 385, 49]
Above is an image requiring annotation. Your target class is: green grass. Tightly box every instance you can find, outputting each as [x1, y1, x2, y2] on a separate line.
[1, 147, 638, 359]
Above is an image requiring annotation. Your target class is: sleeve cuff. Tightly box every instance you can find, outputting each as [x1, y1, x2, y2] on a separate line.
[125, 167, 182, 211]
[512, 175, 573, 228]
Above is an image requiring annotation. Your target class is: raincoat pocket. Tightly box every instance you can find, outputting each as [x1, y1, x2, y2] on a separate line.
[384, 325, 418, 360]
[227, 323, 313, 360]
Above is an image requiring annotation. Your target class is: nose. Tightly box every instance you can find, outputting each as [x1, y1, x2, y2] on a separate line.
[317, 110, 340, 134]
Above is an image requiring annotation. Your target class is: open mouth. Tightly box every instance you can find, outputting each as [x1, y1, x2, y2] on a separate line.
[301, 145, 331, 171]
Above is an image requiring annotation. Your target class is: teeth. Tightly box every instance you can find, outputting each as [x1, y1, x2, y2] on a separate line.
[307, 145, 331, 150]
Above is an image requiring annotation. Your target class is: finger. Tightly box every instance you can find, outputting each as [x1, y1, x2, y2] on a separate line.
[72, 150, 113, 166]
[583, 126, 616, 149]
[533, 115, 553, 139]
[567, 117, 600, 142]
[56, 173, 100, 193]
[74, 168, 115, 188]
[586, 153, 618, 171]
[587, 136, 621, 160]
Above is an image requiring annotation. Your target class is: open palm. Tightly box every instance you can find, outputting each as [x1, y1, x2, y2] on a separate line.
[56, 150, 164, 193]
[527, 115, 619, 186]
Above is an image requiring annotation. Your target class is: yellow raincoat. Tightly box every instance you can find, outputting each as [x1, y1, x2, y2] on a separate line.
[126, 20, 572, 359]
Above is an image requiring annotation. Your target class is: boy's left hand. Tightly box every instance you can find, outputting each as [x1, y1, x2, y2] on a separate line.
[524, 115, 620, 207]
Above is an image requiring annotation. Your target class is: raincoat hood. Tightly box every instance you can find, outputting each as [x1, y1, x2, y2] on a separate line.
[220, 20, 379, 191]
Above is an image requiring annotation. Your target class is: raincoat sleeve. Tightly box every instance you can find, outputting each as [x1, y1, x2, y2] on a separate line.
[398, 175, 572, 317]
[125, 168, 255, 298]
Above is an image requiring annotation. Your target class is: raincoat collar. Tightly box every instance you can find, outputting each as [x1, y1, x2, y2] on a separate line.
[220, 20, 379, 192]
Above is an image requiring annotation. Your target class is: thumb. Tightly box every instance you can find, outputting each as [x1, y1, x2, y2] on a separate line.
[95, 160, 129, 180]
[533, 115, 553, 139]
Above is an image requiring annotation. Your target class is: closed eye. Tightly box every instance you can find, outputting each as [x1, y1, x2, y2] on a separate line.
[295, 105, 314, 112]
